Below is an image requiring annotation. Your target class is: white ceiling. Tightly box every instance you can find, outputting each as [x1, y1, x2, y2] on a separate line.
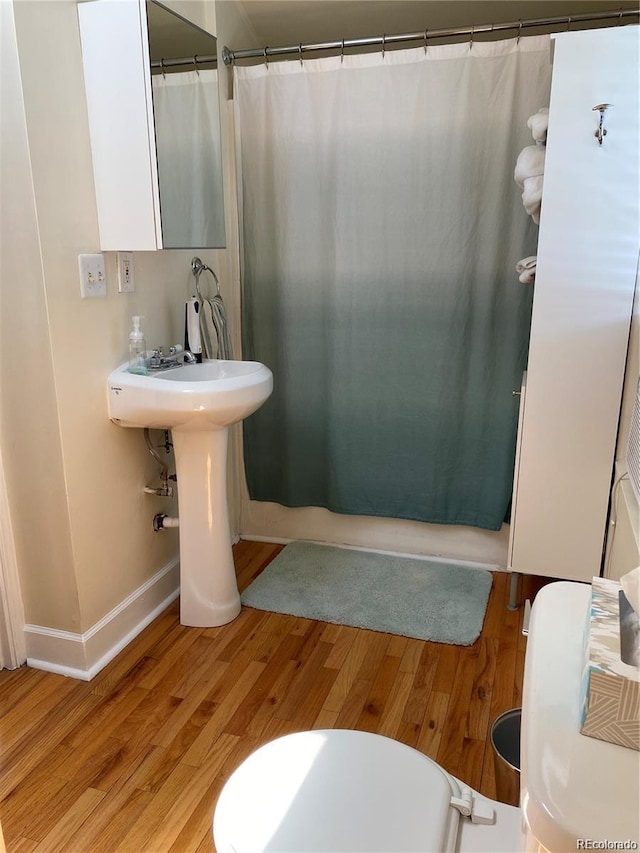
[231, 0, 637, 52]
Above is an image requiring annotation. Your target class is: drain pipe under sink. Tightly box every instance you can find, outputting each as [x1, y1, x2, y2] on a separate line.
[153, 513, 179, 532]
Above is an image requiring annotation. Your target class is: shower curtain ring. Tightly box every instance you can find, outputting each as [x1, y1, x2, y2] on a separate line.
[618, 8, 624, 25]
[517, 20, 522, 43]
[382, 33, 386, 58]
[424, 29, 428, 54]
[469, 25, 474, 50]
[193, 54, 199, 74]
[566, 16, 572, 31]
[160, 58, 166, 78]
[299, 43, 303, 66]
[341, 38, 345, 63]
[264, 47, 269, 67]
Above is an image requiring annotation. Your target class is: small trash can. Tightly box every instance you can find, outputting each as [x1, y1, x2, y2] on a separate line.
[490, 708, 521, 807]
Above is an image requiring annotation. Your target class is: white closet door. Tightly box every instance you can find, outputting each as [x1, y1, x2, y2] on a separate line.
[509, 26, 639, 582]
[507, 371, 527, 572]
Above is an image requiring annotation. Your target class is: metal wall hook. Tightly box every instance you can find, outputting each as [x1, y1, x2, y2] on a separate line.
[191, 256, 206, 277]
[593, 103, 613, 145]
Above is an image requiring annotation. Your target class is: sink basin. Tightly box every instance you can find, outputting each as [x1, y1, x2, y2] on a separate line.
[107, 359, 273, 431]
[107, 358, 273, 629]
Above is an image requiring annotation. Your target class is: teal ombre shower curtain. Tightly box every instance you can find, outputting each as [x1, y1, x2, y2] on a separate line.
[234, 37, 551, 531]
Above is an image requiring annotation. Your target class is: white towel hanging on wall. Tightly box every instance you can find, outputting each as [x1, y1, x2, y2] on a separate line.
[516, 255, 537, 283]
[514, 144, 545, 187]
[527, 107, 549, 145]
[513, 106, 549, 242]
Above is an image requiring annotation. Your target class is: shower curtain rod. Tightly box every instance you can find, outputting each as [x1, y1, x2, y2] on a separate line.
[150, 54, 217, 72]
[221, 7, 638, 64]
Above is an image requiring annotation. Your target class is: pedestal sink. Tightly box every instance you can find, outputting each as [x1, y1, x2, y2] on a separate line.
[107, 359, 273, 628]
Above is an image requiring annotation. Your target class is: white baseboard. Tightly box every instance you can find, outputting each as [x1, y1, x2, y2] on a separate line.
[240, 534, 293, 545]
[24, 558, 180, 681]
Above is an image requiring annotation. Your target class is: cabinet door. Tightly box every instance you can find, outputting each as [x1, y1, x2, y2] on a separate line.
[507, 371, 527, 571]
[509, 26, 639, 581]
[78, 0, 161, 251]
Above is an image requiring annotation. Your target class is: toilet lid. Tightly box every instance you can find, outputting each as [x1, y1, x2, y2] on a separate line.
[213, 729, 462, 852]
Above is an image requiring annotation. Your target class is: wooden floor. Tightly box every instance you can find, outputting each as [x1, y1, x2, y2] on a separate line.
[0, 541, 534, 852]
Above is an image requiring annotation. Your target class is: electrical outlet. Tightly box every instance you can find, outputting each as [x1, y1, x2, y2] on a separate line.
[117, 252, 135, 293]
[78, 253, 106, 298]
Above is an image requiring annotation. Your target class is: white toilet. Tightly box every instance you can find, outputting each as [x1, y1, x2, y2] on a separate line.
[213, 583, 640, 852]
[214, 728, 522, 852]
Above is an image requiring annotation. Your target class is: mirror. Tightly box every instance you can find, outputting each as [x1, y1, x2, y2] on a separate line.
[146, 1, 226, 249]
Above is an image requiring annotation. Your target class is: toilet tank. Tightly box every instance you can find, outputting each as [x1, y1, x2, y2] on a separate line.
[521, 582, 639, 851]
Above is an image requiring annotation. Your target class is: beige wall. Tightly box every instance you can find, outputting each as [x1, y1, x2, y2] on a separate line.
[230, 0, 639, 54]
[1, 0, 234, 634]
[1, 0, 79, 630]
[212, 0, 259, 534]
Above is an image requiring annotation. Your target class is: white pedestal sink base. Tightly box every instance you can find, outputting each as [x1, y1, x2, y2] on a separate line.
[172, 428, 241, 628]
[107, 358, 272, 627]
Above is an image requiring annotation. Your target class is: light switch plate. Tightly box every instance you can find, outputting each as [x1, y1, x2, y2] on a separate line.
[78, 253, 106, 298]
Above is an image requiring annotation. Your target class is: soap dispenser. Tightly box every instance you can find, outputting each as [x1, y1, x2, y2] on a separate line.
[185, 297, 203, 363]
[128, 315, 147, 373]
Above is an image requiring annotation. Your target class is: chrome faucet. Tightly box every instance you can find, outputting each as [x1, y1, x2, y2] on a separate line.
[171, 346, 197, 365]
[148, 346, 197, 371]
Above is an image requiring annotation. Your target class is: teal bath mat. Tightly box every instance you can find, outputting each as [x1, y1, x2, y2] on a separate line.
[241, 542, 493, 645]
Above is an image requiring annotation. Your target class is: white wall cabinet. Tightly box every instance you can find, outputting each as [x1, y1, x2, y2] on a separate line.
[508, 26, 639, 582]
[78, 0, 161, 250]
[78, 0, 225, 251]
